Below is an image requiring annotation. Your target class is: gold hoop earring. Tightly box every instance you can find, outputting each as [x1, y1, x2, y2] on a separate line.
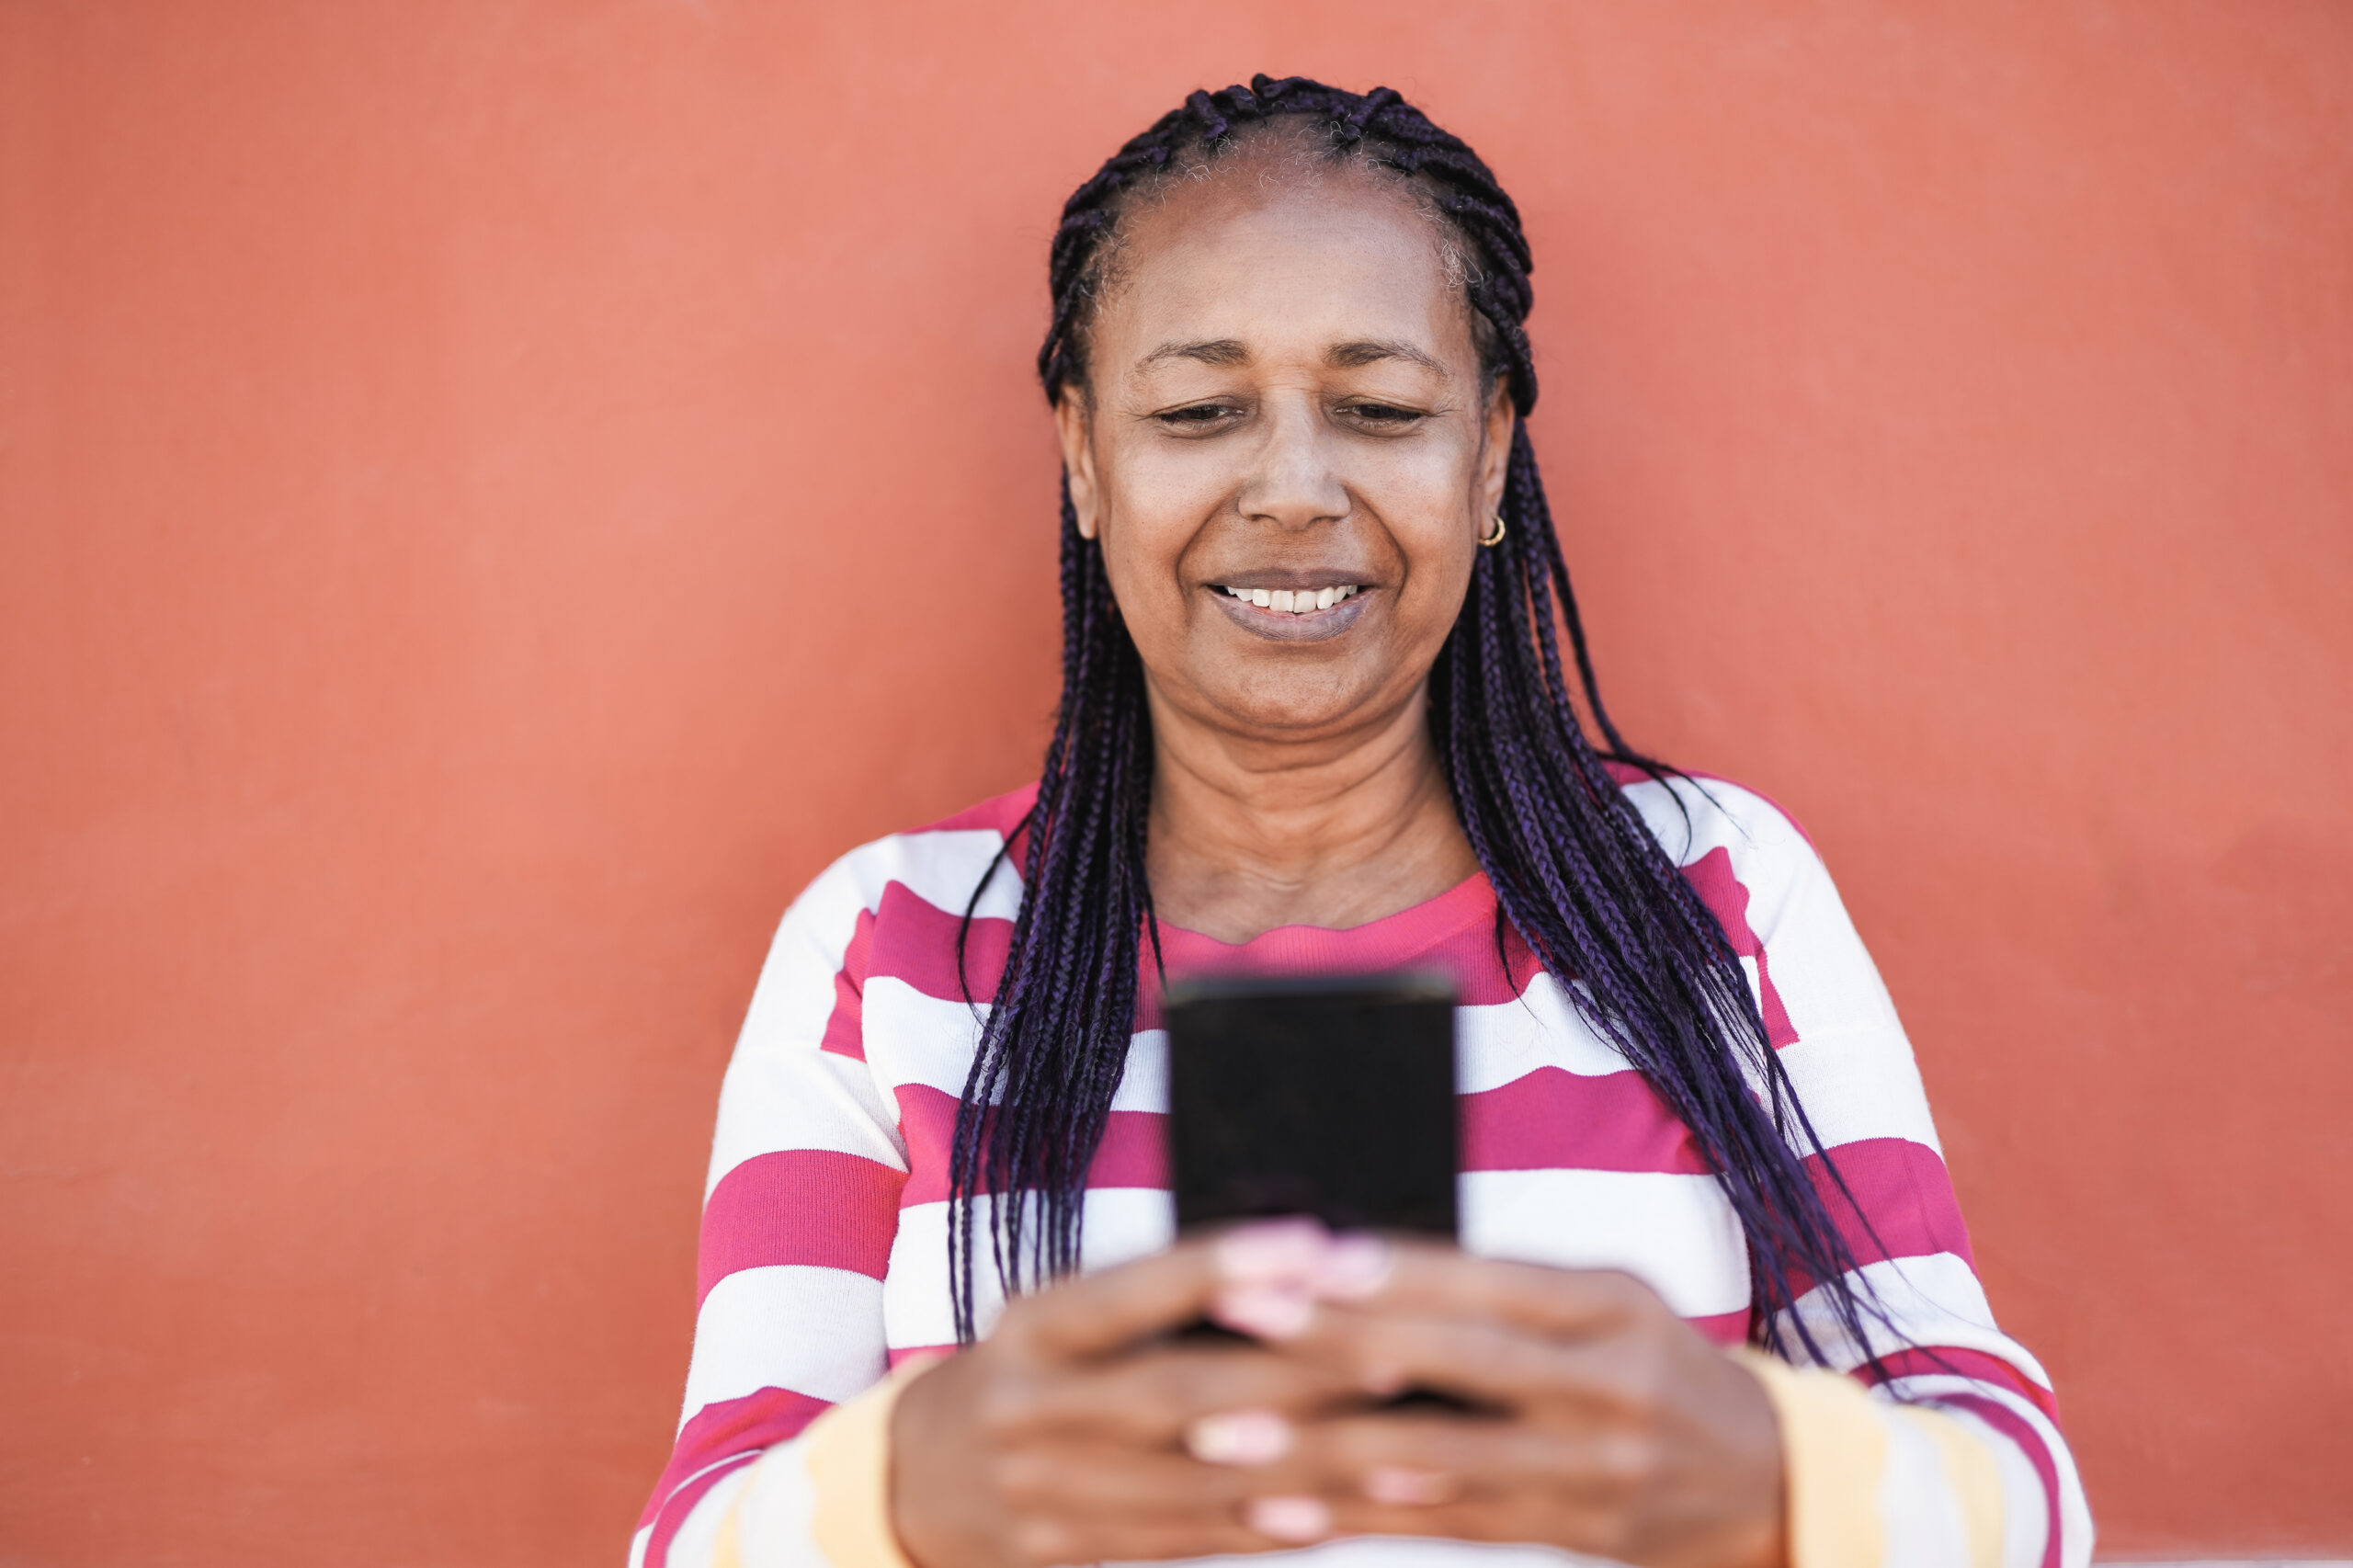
[1479, 513, 1507, 548]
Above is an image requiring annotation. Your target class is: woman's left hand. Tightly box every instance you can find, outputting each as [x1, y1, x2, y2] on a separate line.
[1192, 1229, 1787, 1568]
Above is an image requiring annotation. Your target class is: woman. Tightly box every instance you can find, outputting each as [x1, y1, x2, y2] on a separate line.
[635, 77, 2087, 1568]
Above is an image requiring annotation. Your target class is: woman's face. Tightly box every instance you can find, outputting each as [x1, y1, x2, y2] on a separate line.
[1058, 158, 1513, 746]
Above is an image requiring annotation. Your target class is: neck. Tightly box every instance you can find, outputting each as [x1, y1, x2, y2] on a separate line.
[1141, 677, 1480, 943]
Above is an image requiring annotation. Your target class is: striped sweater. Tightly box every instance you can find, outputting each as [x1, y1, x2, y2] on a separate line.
[634, 776, 2091, 1568]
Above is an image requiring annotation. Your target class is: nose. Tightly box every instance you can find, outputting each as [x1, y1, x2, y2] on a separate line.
[1234, 392, 1349, 531]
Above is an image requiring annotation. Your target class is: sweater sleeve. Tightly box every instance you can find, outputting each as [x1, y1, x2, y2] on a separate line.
[698, 1362, 929, 1568]
[1641, 778, 2095, 1568]
[630, 851, 913, 1568]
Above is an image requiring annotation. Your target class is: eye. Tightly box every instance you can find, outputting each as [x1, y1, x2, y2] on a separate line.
[1343, 401, 1427, 427]
[1155, 402, 1242, 429]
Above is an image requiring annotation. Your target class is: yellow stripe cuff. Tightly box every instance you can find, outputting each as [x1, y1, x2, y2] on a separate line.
[708, 1359, 937, 1568]
[1733, 1348, 1888, 1568]
[803, 1361, 935, 1568]
[1893, 1403, 2006, 1568]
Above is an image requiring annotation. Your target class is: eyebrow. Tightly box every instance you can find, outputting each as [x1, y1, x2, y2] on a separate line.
[1325, 338, 1447, 375]
[1131, 337, 1449, 375]
[1137, 338, 1252, 369]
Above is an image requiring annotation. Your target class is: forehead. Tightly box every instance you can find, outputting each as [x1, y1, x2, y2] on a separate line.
[1094, 160, 1472, 374]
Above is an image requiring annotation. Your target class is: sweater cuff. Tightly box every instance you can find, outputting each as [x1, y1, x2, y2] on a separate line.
[1732, 1348, 1888, 1568]
[800, 1359, 938, 1568]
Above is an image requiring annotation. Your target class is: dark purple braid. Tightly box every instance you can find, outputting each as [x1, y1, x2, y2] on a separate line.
[952, 75, 1896, 1367]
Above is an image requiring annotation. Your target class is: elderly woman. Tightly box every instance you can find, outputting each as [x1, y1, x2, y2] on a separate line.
[634, 76, 2087, 1568]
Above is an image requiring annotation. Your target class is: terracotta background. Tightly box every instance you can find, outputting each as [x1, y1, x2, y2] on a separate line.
[4, 1, 2348, 1563]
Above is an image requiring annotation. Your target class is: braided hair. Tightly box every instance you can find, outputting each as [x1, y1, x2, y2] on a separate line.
[952, 74, 1890, 1366]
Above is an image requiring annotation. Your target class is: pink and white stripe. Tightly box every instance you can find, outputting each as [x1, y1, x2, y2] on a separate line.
[634, 778, 2089, 1568]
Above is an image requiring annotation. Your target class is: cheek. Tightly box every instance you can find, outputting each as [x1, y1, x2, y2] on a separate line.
[1097, 452, 1229, 596]
[1394, 548, 1478, 675]
[1092, 467, 1206, 648]
[1371, 460, 1480, 623]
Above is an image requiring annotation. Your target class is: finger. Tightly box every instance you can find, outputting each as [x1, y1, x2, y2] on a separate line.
[1186, 1408, 1296, 1466]
[1361, 1462, 1464, 1506]
[1265, 1407, 1523, 1496]
[996, 1238, 1226, 1361]
[1243, 1411, 1674, 1558]
[1013, 1341, 1361, 1441]
[1018, 1513, 1287, 1565]
[1238, 1492, 1554, 1551]
[1242, 1494, 1336, 1545]
[995, 1441, 1259, 1519]
[1314, 1496, 1509, 1545]
[1206, 1224, 1389, 1340]
[1002, 1221, 1367, 1362]
[1275, 1409, 1651, 1522]
[1356, 1243, 1667, 1340]
[1317, 1485, 1629, 1557]
[1285, 1304, 1575, 1407]
[1313, 1299, 1721, 1432]
[993, 1447, 1303, 1563]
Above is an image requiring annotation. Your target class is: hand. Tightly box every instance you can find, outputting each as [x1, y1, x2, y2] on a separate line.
[1199, 1233, 1788, 1568]
[889, 1231, 1379, 1568]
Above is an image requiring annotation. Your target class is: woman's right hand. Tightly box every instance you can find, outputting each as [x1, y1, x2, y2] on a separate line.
[889, 1227, 1379, 1568]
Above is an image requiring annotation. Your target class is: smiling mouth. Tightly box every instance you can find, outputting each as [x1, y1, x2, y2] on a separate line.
[1215, 584, 1363, 616]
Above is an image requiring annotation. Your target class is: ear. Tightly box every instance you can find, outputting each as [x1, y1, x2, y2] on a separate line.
[1475, 374, 1515, 525]
[1052, 392, 1101, 540]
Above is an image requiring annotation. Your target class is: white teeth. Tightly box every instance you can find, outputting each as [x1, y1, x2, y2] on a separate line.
[1222, 585, 1362, 613]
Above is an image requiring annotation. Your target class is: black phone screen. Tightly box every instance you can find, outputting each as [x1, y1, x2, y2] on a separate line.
[1164, 971, 1459, 1237]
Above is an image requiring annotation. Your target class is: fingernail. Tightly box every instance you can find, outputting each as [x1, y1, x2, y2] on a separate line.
[1210, 1284, 1316, 1341]
[1217, 1219, 1330, 1285]
[1185, 1409, 1293, 1465]
[1316, 1233, 1392, 1300]
[1246, 1494, 1333, 1543]
[1363, 1465, 1457, 1506]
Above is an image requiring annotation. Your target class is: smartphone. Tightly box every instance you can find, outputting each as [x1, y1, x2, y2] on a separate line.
[1164, 971, 1459, 1237]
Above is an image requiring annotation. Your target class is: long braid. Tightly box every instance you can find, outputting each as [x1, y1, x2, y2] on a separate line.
[958, 75, 1895, 1365]
[949, 473, 1157, 1337]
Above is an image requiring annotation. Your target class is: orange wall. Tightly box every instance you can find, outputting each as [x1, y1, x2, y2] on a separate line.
[4, 2, 2347, 1562]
